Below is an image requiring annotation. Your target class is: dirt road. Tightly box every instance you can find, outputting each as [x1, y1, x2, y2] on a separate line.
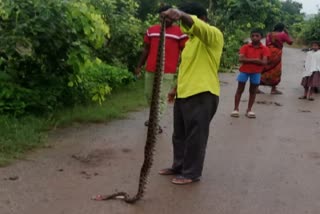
[1, 47, 320, 214]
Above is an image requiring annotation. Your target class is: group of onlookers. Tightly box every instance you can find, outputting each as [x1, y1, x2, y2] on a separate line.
[133, 2, 320, 185]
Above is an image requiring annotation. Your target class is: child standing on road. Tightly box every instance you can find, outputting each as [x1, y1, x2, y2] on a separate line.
[300, 41, 320, 101]
[231, 29, 270, 118]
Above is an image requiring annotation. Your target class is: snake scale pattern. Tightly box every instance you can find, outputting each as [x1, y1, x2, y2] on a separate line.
[97, 19, 166, 204]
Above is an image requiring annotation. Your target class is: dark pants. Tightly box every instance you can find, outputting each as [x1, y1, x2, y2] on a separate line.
[172, 92, 219, 179]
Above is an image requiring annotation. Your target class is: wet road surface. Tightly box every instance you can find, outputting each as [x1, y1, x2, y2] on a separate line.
[1, 47, 320, 214]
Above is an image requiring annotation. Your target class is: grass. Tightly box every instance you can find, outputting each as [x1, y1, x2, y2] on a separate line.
[0, 116, 47, 165]
[52, 79, 147, 127]
[0, 80, 147, 166]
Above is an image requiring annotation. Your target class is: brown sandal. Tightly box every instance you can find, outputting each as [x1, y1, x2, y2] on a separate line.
[271, 90, 283, 95]
[171, 176, 200, 185]
[158, 168, 179, 175]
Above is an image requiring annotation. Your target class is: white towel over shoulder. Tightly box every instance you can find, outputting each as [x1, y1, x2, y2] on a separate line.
[303, 50, 320, 77]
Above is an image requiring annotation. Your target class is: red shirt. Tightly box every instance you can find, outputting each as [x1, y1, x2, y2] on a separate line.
[239, 43, 270, 73]
[144, 24, 188, 73]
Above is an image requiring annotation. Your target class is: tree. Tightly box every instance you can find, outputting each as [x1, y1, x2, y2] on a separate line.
[0, 0, 134, 114]
[301, 12, 320, 43]
[280, 0, 304, 27]
[136, 0, 159, 19]
[206, 0, 283, 69]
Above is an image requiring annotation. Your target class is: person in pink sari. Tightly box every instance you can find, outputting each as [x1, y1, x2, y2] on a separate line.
[258, 23, 293, 94]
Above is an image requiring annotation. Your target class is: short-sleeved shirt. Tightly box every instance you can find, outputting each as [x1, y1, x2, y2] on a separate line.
[303, 50, 320, 77]
[239, 43, 270, 73]
[144, 25, 187, 73]
[266, 32, 293, 49]
[177, 16, 224, 98]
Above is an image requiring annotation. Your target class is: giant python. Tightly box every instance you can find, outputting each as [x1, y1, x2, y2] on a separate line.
[92, 18, 166, 204]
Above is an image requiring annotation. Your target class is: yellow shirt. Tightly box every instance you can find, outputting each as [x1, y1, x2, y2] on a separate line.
[177, 16, 224, 98]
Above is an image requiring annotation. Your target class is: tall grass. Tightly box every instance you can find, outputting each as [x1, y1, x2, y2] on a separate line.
[0, 80, 147, 166]
[0, 116, 47, 165]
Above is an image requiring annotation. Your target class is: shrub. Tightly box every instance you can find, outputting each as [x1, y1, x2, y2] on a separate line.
[301, 13, 320, 43]
[90, 0, 145, 71]
[0, 0, 134, 115]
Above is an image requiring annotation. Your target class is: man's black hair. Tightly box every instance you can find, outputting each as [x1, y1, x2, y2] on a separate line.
[273, 23, 285, 32]
[251, 28, 263, 37]
[178, 2, 207, 18]
[158, 5, 172, 13]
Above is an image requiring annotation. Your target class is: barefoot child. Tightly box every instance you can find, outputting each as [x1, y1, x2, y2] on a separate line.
[231, 29, 270, 118]
[300, 41, 320, 101]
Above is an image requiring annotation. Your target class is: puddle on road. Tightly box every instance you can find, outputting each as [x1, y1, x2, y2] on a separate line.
[256, 101, 283, 106]
[121, 148, 132, 153]
[307, 152, 320, 160]
[298, 109, 311, 113]
[71, 148, 115, 165]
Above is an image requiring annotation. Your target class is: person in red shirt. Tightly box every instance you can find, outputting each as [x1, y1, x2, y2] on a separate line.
[135, 5, 187, 133]
[231, 29, 270, 118]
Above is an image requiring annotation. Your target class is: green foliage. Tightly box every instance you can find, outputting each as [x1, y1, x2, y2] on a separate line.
[0, 80, 146, 166]
[135, 0, 159, 19]
[1, 0, 313, 117]
[263, 0, 283, 31]
[1, 0, 71, 114]
[300, 13, 320, 43]
[0, 115, 47, 165]
[280, 0, 304, 27]
[90, 0, 144, 71]
[0, 0, 134, 115]
[207, 0, 305, 70]
[67, 2, 110, 49]
[220, 30, 247, 71]
[53, 79, 146, 127]
[0, 81, 31, 115]
[67, 55, 134, 104]
[208, 0, 281, 70]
